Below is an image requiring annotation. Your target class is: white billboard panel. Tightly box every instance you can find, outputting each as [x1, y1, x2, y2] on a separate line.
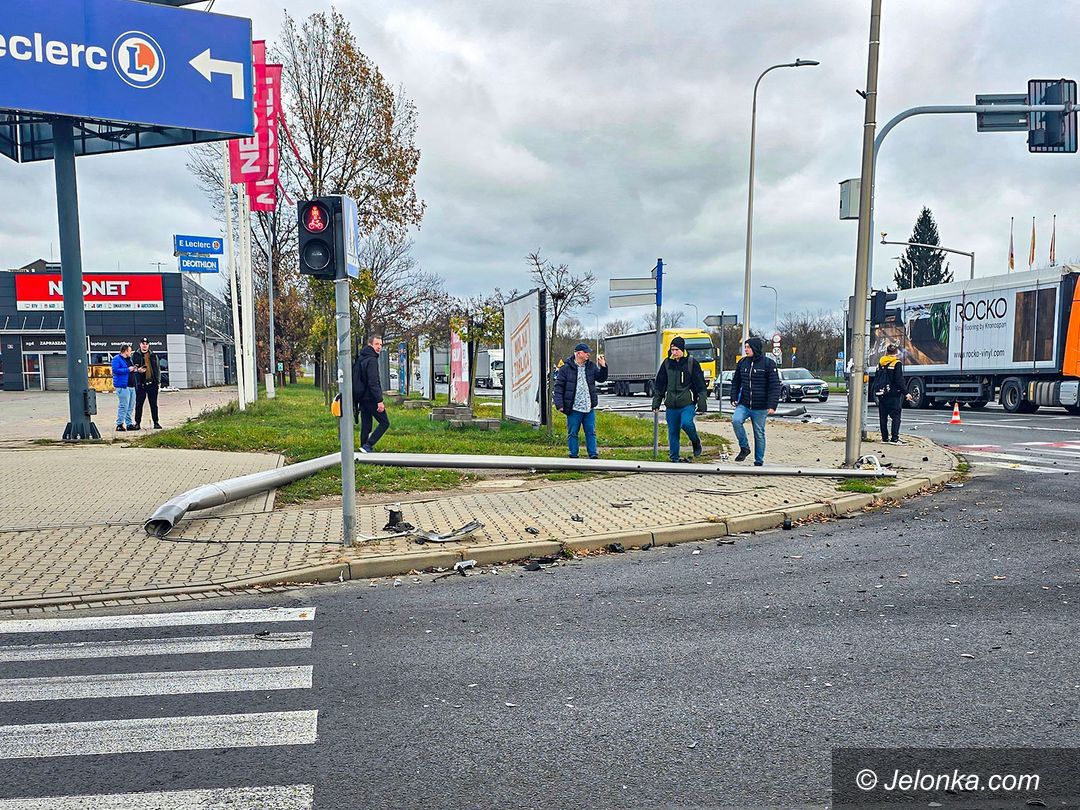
[504, 289, 543, 424]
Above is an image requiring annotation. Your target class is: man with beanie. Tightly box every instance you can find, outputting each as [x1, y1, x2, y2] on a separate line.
[652, 335, 708, 462]
[553, 342, 608, 459]
[875, 342, 912, 444]
[730, 336, 781, 465]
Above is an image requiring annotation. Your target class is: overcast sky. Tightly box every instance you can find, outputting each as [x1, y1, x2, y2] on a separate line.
[3, 0, 1079, 334]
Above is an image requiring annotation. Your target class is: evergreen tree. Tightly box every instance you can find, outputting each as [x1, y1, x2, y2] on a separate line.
[893, 207, 952, 289]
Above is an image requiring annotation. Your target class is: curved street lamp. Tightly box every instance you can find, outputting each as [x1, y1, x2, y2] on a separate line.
[742, 59, 820, 344]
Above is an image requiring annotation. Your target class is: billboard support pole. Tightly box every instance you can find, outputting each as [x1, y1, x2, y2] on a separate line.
[53, 119, 100, 441]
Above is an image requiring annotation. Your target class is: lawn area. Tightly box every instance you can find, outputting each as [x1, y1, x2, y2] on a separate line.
[133, 381, 728, 504]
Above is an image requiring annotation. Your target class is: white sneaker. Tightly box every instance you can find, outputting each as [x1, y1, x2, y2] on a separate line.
[891, 439, 906, 445]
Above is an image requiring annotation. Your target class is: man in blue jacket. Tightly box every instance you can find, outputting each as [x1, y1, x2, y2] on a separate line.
[110, 344, 137, 432]
[553, 343, 608, 459]
[730, 336, 781, 466]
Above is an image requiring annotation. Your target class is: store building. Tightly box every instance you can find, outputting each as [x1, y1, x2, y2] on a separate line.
[0, 260, 234, 391]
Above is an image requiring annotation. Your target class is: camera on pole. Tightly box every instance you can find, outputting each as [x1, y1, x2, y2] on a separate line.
[297, 197, 344, 280]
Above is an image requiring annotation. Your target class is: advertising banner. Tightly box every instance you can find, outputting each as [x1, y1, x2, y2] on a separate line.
[871, 270, 1060, 373]
[16, 274, 163, 311]
[503, 289, 544, 424]
[229, 41, 268, 184]
[450, 331, 469, 405]
[247, 63, 282, 212]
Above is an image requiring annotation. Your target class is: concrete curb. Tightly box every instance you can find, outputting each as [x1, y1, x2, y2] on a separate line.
[0, 445, 962, 611]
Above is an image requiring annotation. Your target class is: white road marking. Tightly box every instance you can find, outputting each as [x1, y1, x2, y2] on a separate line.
[972, 462, 1068, 474]
[0, 666, 312, 703]
[0, 632, 313, 663]
[960, 450, 1080, 468]
[0, 710, 319, 760]
[0, 784, 314, 810]
[0, 607, 315, 635]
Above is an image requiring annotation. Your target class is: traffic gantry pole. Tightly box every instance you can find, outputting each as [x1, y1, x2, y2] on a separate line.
[52, 119, 100, 441]
[844, 0, 882, 467]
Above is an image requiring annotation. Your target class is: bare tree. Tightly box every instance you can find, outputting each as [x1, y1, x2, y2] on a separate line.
[641, 309, 686, 330]
[775, 310, 844, 374]
[601, 317, 637, 337]
[353, 231, 446, 344]
[525, 251, 595, 373]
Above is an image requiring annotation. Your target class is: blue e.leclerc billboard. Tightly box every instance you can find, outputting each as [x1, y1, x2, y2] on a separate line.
[0, 0, 253, 136]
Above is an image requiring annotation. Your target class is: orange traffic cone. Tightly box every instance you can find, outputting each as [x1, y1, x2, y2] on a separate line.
[949, 402, 962, 425]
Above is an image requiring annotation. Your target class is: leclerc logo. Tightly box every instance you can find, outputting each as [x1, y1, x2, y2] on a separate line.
[111, 31, 164, 88]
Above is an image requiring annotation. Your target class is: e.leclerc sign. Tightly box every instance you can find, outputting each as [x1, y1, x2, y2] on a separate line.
[0, 0, 253, 136]
[174, 234, 223, 256]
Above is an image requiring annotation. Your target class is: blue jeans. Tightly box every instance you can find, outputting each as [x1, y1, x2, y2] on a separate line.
[731, 404, 768, 464]
[665, 404, 700, 461]
[566, 409, 597, 458]
[115, 387, 135, 427]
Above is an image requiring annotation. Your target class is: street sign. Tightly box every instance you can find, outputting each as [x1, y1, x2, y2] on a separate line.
[704, 314, 738, 327]
[0, 0, 254, 137]
[975, 93, 1028, 132]
[178, 255, 219, 273]
[609, 278, 656, 291]
[339, 195, 361, 279]
[609, 293, 656, 308]
[173, 234, 223, 256]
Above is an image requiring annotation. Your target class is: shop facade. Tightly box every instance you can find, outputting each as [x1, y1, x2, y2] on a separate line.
[0, 263, 233, 391]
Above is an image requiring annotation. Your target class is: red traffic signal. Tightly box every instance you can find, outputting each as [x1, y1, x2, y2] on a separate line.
[302, 202, 330, 233]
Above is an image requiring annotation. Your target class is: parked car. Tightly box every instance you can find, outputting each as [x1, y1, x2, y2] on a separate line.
[778, 368, 829, 402]
[712, 370, 735, 400]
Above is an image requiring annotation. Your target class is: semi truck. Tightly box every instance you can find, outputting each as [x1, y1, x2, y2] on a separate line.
[602, 329, 718, 397]
[868, 265, 1080, 413]
[475, 348, 504, 388]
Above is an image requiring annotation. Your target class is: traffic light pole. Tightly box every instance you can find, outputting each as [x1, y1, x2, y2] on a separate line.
[335, 276, 356, 547]
[52, 119, 100, 441]
[845, 91, 1076, 465]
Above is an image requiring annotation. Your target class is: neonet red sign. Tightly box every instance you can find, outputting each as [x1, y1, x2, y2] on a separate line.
[15, 274, 164, 311]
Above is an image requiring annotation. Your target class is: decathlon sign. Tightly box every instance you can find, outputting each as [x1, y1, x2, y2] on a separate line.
[15, 273, 164, 311]
[0, 0, 253, 136]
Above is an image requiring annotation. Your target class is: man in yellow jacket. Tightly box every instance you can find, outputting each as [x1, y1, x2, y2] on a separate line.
[875, 343, 913, 444]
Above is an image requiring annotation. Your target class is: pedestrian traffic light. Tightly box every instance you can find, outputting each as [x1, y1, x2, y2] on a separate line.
[1028, 78, 1077, 153]
[297, 197, 343, 280]
[870, 290, 898, 325]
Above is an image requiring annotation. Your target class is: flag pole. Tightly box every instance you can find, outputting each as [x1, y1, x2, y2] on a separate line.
[1008, 216, 1014, 273]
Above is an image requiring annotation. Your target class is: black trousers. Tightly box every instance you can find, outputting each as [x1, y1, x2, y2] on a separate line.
[359, 403, 390, 449]
[878, 397, 902, 441]
[135, 383, 159, 426]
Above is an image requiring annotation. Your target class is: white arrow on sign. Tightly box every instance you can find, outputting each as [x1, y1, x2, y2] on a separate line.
[189, 49, 246, 101]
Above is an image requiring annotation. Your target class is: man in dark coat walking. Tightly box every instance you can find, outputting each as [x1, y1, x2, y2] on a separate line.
[730, 336, 781, 466]
[352, 335, 390, 453]
[875, 342, 912, 444]
[553, 342, 608, 458]
[131, 337, 162, 430]
[651, 335, 708, 462]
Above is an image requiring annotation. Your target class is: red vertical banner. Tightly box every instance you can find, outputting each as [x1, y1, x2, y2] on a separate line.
[229, 41, 269, 185]
[450, 332, 470, 405]
[248, 64, 282, 212]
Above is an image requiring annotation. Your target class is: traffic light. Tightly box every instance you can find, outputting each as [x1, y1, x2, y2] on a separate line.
[297, 197, 342, 280]
[870, 290, 897, 326]
[1028, 79, 1077, 153]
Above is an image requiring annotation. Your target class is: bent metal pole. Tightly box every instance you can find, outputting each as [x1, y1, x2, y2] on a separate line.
[144, 453, 894, 538]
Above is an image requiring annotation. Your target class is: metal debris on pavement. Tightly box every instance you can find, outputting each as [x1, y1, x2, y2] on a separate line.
[413, 520, 484, 544]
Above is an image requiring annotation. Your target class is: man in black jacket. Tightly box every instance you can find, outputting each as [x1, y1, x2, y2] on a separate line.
[131, 337, 162, 430]
[730, 336, 781, 465]
[651, 335, 708, 462]
[875, 342, 912, 444]
[552, 343, 608, 458]
[352, 335, 390, 453]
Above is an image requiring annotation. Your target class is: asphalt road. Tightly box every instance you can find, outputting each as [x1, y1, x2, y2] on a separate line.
[599, 392, 1080, 476]
[1, 467, 1076, 809]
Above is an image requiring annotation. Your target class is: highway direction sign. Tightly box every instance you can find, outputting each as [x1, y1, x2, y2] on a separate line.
[0, 0, 254, 136]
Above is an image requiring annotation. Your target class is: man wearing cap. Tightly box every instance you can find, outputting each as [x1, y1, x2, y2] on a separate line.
[130, 338, 162, 430]
[652, 335, 708, 462]
[553, 342, 608, 459]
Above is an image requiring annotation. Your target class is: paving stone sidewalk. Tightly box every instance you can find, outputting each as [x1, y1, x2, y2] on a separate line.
[0, 420, 956, 610]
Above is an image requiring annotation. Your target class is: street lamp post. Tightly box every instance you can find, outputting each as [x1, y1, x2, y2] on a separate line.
[880, 233, 976, 284]
[588, 312, 602, 353]
[759, 285, 778, 334]
[742, 58, 820, 345]
[683, 302, 700, 326]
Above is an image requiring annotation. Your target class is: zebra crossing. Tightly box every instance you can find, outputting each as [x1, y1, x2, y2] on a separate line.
[953, 440, 1080, 474]
[0, 606, 319, 809]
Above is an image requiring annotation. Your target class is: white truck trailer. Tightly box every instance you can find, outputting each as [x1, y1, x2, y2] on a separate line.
[868, 265, 1080, 413]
